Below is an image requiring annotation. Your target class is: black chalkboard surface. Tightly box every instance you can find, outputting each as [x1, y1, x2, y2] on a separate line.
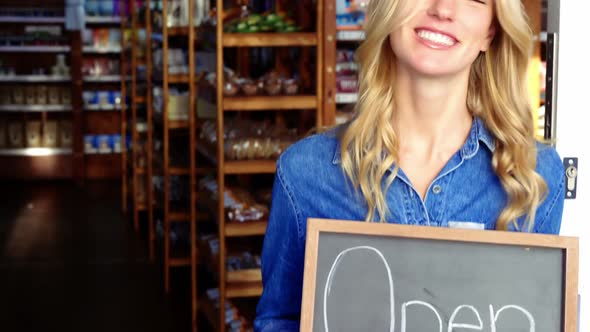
[300, 218, 579, 332]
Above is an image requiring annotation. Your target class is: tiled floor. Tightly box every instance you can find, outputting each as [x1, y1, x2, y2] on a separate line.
[0, 181, 192, 331]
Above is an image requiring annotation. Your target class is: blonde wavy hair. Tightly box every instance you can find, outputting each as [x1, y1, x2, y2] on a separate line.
[340, 0, 547, 231]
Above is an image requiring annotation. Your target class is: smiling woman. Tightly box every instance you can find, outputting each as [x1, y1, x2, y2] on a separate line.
[254, 0, 566, 331]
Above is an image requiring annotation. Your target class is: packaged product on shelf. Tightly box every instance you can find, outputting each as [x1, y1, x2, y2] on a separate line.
[0, 121, 6, 148]
[82, 91, 95, 107]
[97, 91, 111, 106]
[48, 86, 60, 105]
[166, 0, 189, 27]
[85, 0, 99, 16]
[0, 87, 10, 105]
[51, 54, 70, 76]
[108, 29, 121, 47]
[111, 91, 121, 106]
[43, 121, 58, 148]
[336, 0, 370, 29]
[25, 86, 36, 105]
[93, 29, 110, 48]
[60, 88, 71, 105]
[59, 121, 73, 148]
[34, 86, 48, 105]
[167, 89, 189, 120]
[12, 87, 24, 105]
[96, 135, 112, 154]
[226, 252, 262, 271]
[8, 122, 23, 148]
[110, 134, 121, 153]
[99, 0, 117, 16]
[85, 135, 97, 154]
[25, 121, 42, 148]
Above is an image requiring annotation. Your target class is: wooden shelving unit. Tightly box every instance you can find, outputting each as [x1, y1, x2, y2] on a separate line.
[123, 0, 154, 258]
[203, 1, 324, 331]
[81, 3, 125, 180]
[0, 1, 81, 180]
[149, 1, 199, 330]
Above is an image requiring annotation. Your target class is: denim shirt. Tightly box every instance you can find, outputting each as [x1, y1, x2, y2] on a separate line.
[253, 118, 565, 332]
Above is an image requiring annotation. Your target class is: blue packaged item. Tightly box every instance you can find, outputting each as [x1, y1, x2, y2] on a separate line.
[97, 91, 111, 107]
[99, 0, 115, 16]
[96, 134, 111, 153]
[110, 134, 122, 153]
[84, 135, 97, 154]
[110, 91, 122, 106]
[85, 1, 99, 16]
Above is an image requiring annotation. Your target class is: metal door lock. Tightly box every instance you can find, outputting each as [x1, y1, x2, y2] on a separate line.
[563, 158, 578, 199]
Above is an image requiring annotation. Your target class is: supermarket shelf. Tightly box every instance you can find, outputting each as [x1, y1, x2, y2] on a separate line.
[336, 30, 366, 42]
[0, 104, 72, 112]
[0, 75, 70, 83]
[0, 45, 70, 53]
[169, 74, 190, 84]
[224, 95, 317, 111]
[227, 269, 262, 283]
[83, 46, 122, 53]
[225, 221, 268, 237]
[0, 16, 65, 24]
[199, 296, 219, 332]
[169, 167, 190, 176]
[83, 75, 129, 83]
[0, 148, 72, 156]
[335, 92, 358, 104]
[169, 211, 191, 222]
[168, 119, 190, 129]
[226, 281, 263, 298]
[223, 33, 317, 47]
[224, 160, 276, 174]
[168, 27, 189, 36]
[170, 257, 191, 267]
[85, 16, 122, 24]
[84, 104, 122, 111]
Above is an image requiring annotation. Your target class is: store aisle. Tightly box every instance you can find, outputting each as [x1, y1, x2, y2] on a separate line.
[0, 181, 190, 332]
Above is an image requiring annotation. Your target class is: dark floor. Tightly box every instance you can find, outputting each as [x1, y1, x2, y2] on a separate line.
[0, 181, 192, 331]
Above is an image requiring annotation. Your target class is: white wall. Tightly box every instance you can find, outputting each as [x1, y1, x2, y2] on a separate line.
[554, 2, 589, 331]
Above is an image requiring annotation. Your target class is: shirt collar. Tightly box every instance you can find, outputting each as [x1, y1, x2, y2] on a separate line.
[332, 117, 496, 165]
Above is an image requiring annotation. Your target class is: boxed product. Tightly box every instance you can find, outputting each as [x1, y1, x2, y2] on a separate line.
[110, 134, 122, 153]
[0, 86, 10, 104]
[0, 121, 6, 148]
[36, 85, 48, 104]
[8, 122, 23, 148]
[43, 121, 58, 147]
[96, 134, 112, 154]
[336, 0, 370, 29]
[82, 91, 96, 106]
[97, 91, 111, 106]
[25, 86, 36, 105]
[60, 87, 71, 105]
[48, 86, 60, 104]
[13, 86, 24, 104]
[25, 121, 42, 147]
[84, 135, 97, 154]
[60, 121, 73, 148]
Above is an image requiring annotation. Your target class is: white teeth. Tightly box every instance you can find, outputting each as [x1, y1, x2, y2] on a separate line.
[417, 30, 455, 46]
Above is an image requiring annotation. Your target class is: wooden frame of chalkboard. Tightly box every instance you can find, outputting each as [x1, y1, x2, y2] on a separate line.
[300, 218, 579, 332]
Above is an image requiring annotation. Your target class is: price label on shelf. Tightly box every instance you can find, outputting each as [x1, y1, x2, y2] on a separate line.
[336, 30, 366, 42]
[335, 93, 359, 104]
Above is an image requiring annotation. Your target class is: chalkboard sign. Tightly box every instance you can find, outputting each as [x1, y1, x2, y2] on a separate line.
[300, 218, 579, 332]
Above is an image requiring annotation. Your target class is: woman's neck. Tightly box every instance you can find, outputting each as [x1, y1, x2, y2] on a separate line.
[392, 69, 473, 157]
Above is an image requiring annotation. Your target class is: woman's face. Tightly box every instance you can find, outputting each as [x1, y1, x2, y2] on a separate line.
[389, 0, 496, 78]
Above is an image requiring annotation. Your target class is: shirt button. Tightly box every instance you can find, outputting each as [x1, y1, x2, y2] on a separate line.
[432, 185, 442, 194]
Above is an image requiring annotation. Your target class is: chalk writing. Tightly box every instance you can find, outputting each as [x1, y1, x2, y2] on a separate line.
[323, 246, 537, 331]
